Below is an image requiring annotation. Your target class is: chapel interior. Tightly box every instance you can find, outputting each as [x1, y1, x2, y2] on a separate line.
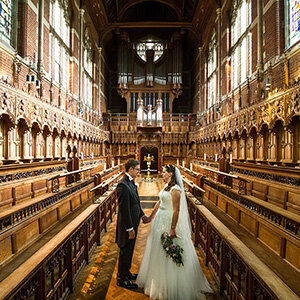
[0, 0, 299, 299]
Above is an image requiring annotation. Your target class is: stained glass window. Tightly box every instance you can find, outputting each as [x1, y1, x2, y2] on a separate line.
[0, 0, 12, 45]
[289, 0, 300, 46]
[231, 0, 251, 90]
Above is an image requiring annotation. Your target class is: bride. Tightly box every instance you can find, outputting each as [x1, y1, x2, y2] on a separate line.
[136, 164, 213, 299]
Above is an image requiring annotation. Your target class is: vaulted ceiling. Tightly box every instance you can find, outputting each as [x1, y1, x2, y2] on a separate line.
[86, 0, 221, 47]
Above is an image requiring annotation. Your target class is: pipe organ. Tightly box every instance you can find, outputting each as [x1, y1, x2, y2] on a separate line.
[117, 31, 183, 117]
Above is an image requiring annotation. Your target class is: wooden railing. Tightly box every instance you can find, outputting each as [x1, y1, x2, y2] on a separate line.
[187, 194, 298, 300]
[179, 166, 300, 272]
[203, 179, 300, 235]
[107, 112, 196, 131]
[0, 189, 118, 300]
[48, 167, 94, 192]
[182, 176, 205, 203]
[192, 159, 300, 188]
[193, 165, 249, 195]
[91, 172, 122, 194]
[180, 165, 300, 237]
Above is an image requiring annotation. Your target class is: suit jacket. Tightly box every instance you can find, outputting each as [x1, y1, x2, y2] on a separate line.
[116, 175, 144, 248]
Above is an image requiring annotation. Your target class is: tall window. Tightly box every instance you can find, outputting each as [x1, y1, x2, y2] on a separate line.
[49, 0, 70, 90]
[0, 0, 13, 46]
[83, 29, 93, 108]
[286, 0, 300, 47]
[207, 30, 217, 108]
[231, 0, 251, 90]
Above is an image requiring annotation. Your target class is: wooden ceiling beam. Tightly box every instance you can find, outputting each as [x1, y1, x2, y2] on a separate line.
[97, 0, 109, 24]
[118, 0, 181, 21]
[110, 21, 193, 28]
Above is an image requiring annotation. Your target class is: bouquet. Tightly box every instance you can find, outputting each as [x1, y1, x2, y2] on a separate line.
[161, 232, 184, 266]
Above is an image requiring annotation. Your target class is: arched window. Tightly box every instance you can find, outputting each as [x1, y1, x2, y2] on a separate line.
[207, 30, 217, 108]
[49, 0, 70, 90]
[0, 0, 14, 46]
[83, 29, 93, 109]
[231, 0, 251, 90]
[286, 0, 300, 47]
[135, 40, 164, 62]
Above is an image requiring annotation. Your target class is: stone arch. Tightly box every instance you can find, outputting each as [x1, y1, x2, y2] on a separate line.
[17, 118, 30, 161]
[0, 114, 15, 160]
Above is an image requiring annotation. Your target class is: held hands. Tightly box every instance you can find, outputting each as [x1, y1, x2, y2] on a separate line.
[142, 215, 152, 224]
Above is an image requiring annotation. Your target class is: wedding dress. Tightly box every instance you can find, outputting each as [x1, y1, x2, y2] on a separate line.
[136, 168, 213, 300]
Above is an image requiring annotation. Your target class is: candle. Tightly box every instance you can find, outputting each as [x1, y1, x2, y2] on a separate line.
[81, 152, 83, 160]
[204, 153, 206, 161]
[118, 158, 120, 165]
[182, 160, 185, 168]
[215, 154, 218, 162]
[190, 163, 193, 171]
[112, 159, 115, 167]
[230, 153, 232, 164]
[177, 159, 179, 165]
[92, 153, 94, 159]
[104, 162, 106, 170]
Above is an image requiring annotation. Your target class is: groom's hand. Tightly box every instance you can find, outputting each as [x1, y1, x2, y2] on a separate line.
[128, 229, 135, 239]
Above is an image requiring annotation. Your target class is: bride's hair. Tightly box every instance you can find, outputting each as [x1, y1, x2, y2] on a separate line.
[164, 164, 177, 191]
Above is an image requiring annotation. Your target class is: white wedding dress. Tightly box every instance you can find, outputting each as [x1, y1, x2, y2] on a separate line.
[136, 184, 213, 300]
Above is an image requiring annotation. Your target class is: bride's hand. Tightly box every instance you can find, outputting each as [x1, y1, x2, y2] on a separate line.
[142, 215, 151, 224]
[170, 229, 177, 238]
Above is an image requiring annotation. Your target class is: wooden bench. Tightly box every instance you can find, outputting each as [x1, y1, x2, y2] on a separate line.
[192, 160, 300, 212]
[288, 191, 300, 214]
[186, 194, 299, 299]
[0, 175, 59, 211]
[0, 180, 94, 267]
[245, 178, 300, 212]
[267, 186, 288, 209]
[250, 181, 267, 201]
[0, 189, 118, 300]
[179, 166, 300, 271]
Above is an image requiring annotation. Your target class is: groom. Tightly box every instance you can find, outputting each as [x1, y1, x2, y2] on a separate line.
[116, 159, 150, 289]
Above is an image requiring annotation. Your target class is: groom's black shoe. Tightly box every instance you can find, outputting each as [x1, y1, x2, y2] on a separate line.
[117, 273, 138, 281]
[117, 278, 138, 290]
[127, 273, 138, 280]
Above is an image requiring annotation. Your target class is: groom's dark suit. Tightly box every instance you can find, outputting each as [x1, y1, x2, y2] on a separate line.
[116, 174, 144, 280]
